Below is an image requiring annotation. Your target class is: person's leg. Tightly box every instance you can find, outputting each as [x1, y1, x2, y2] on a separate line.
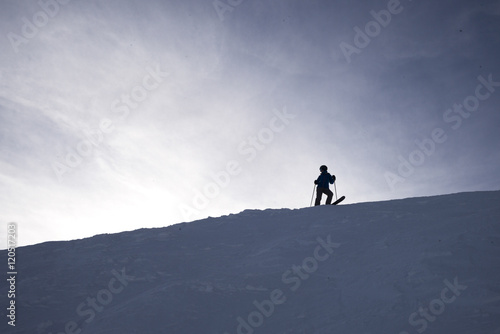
[314, 187, 324, 206]
[325, 188, 334, 205]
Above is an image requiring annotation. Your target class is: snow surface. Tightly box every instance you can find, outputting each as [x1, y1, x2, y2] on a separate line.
[2, 190, 500, 334]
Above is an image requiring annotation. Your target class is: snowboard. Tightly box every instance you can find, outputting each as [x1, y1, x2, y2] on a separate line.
[331, 196, 345, 205]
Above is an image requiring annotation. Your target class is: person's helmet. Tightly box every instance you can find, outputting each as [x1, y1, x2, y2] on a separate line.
[319, 165, 328, 172]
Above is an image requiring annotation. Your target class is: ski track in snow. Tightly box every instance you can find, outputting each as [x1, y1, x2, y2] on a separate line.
[1, 190, 500, 334]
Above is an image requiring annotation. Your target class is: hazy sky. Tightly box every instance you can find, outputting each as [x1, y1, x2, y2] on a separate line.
[1, 0, 499, 247]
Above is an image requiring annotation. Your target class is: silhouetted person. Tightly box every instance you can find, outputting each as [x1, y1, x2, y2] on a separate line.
[314, 165, 336, 205]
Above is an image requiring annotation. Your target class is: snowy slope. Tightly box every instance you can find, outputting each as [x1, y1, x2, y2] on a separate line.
[2, 191, 500, 334]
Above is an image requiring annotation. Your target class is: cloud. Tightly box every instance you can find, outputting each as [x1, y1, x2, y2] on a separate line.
[1, 0, 499, 246]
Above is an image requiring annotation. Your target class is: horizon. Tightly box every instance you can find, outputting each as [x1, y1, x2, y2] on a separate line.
[4, 188, 499, 249]
[1, 0, 500, 247]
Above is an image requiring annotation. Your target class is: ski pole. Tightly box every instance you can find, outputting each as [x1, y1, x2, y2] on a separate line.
[334, 182, 338, 201]
[310, 184, 316, 207]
